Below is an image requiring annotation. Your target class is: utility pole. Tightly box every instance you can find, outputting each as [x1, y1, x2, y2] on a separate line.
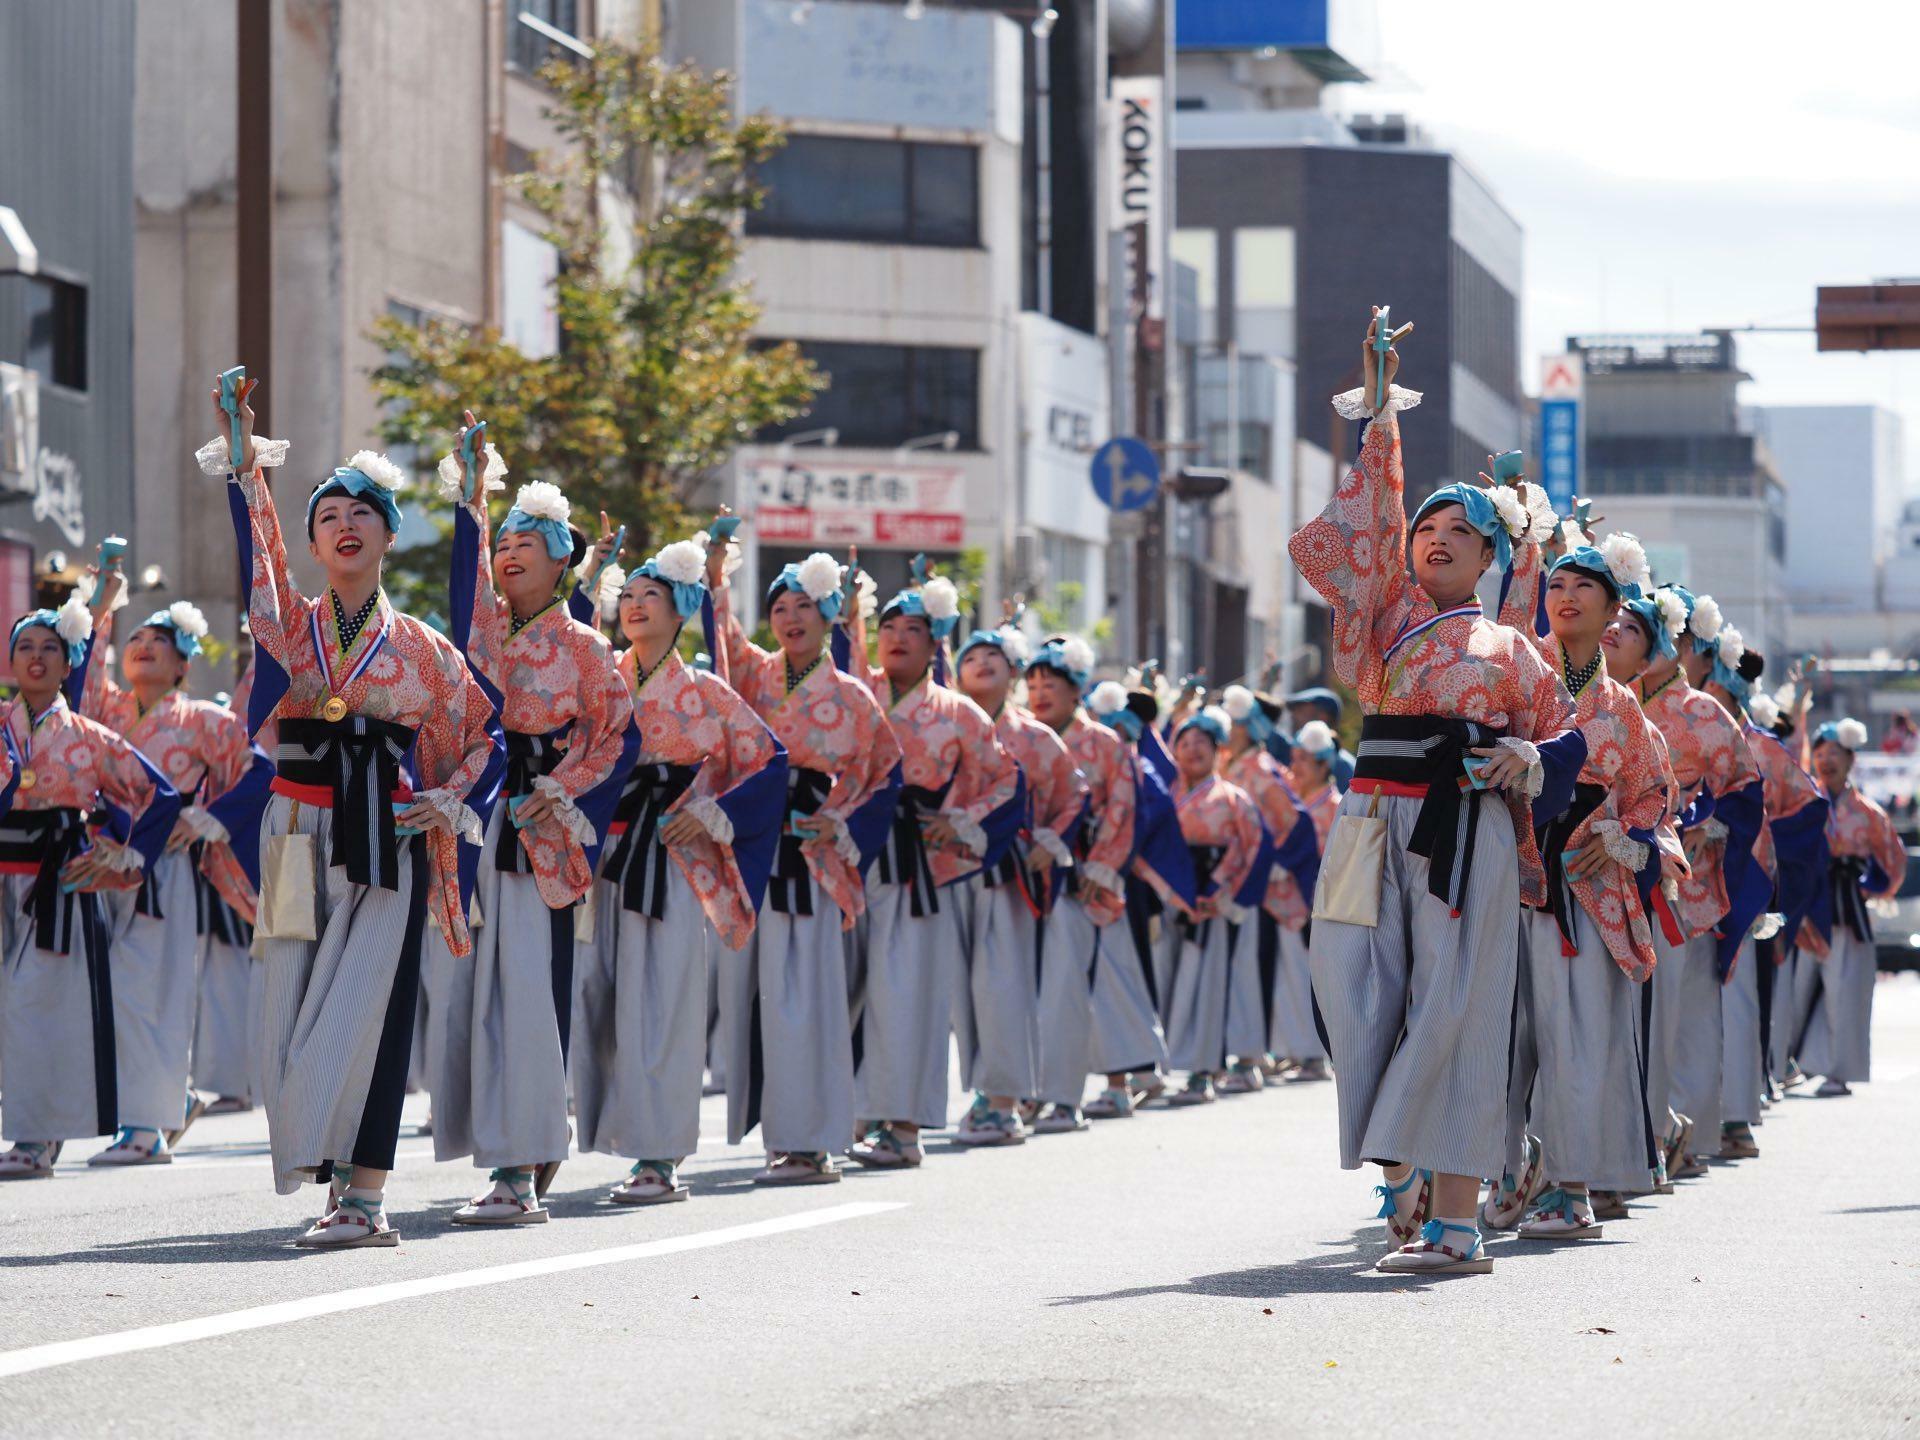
[1129, 218, 1165, 661]
[235, 0, 273, 686]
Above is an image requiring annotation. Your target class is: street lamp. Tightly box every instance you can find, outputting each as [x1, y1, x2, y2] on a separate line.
[895, 431, 960, 457]
[773, 427, 839, 460]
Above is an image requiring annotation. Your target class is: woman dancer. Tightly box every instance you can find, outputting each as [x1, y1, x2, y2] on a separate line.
[0, 601, 177, 1179]
[1218, 685, 1320, 1090]
[429, 421, 637, 1225]
[842, 572, 1019, 1169]
[1024, 653, 1137, 1129]
[75, 574, 271, 1152]
[209, 376, 499, 1247]
[1157, 705, 1268, 1105]
[1794, 718, 1902, 1097]
[1492, 526, 1673, 1235]
[712, 538, 900, 1185]
[1286, 311, 1581, 1275]
[572, 534, 785, 1203]
[951, 623, 1086, 1144]
[1278, 720, 1342, 1082]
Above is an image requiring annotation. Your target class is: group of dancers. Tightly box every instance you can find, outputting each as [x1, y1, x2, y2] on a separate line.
[0, 313, 1895, 1270]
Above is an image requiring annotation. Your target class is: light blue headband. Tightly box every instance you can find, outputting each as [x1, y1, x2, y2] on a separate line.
[1550, 546, 1635, 601]
[880, 589, 959, 641]
[1088, 690, 1139, 739]
[10, 611, 84, 667]
[1237, 702, 1277, 745]
[631, 562, 706, 620]
[1412, 483, 1511, 573]
[307, 469, 403, 534]
[139, 610, 201, 661]
[1813, 721, 1858, 752]
[1028, 639, 1090, 690]
[1177, 709, 1229, 746]
[500, 508, 575, 563]
[956, 628, 1022, 670]
[1618, 595, 1677, 661]
[1710, 651, 1749, 702]
[766, 564, 844, 622]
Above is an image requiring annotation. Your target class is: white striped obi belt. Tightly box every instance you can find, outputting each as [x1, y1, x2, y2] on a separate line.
[601, 759, 700, 919]
[1533, 781, 1607, 957]
[0, 806, 92, 954]
[767, 766, 832, 917]
[1349, 713, 1509, 917]
[272, 715, 418, 892]
[874, 778, 953, 918]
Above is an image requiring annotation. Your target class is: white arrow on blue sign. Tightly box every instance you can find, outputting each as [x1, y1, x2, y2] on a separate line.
[1091, 436, 1160, 513]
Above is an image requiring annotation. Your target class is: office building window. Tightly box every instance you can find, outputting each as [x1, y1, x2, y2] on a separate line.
[751, 136, 979, 247]
[1450, 243, 1518, 397]
[1171, 228, 1217, 348]
[1233, 226, 1295, 359]
[507, 0, 581, 75]
[501, 220, 560, 359]
[22, 275, 87, 393]
[762, 341, 980, 451]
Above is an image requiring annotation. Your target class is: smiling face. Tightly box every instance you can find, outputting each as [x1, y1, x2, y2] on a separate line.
[307, 494, 394, 589]
[617, 575, 683, 651]
[1546, 567, 1613, 647]
[122, 624, 187, 690]
[1172, 725, 1219, 784]
[1812, 739, 1853, 789]
[768, 588, 829, 662]
[1025, 666, 1078, 729]
[1602, 607, 1653, 684]
[492, 528, 569, 615]
[878, 612, 934, 685]
[10, 625, 69, 705]
[1410, 501, 1492, 601]
[957, 644, 1013, 711]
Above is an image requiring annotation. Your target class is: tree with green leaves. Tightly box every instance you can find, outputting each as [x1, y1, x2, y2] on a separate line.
[369, 37, 823, 617]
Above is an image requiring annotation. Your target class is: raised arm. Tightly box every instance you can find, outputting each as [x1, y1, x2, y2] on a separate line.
[444, 415, 509, 683]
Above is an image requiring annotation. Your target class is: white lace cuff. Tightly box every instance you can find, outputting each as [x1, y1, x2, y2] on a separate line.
[1331, 384, 1423, 420]
[1700, 817, 1729, 845]
[196, 434, 288, 478]
[417, 788, 484, 846]
[1081, 859, 1123, 896]
[1752, 912, 1785, 941]
[435, 443, 509, 503]
[95, 839, 144, 874]
[178, 805, 230, 845]
[815, 813, 860, 867]
[951, 814, 987, 857]
[1588, 818, 1649, 873]
[530, 775, 595, 848]
[1031, 829, 1073, 867]
[680, 795, 734, 847]
[1495, 736, 1544, 800]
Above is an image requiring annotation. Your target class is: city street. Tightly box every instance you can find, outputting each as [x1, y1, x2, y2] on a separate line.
[2, 975, 1916, 1436]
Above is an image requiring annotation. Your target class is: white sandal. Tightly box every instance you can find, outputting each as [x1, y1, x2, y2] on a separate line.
[753, 1152, 841, 1186]
[1516, 1187, 1605, 1240]
[1376, 1220, 1493, 1275]
[451, 1168, 550, 1226]
[295, 1193, 399, 1249]
[1481, 1134, 1545, 1230]
[0, 1141, 62, 1180]
[610, 1160, 690, 1206]
[87, 1127, 172, 1167]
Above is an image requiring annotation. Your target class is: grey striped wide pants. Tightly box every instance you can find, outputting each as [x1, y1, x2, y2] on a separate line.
[1309, 789, 1520, 1177]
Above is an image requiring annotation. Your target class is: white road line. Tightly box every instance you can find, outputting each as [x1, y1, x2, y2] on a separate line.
[0, 1200, 904, 1381]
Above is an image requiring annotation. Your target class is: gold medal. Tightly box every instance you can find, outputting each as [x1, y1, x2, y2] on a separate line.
[17, 768, 35, 791]
[320, 696, 350, 723]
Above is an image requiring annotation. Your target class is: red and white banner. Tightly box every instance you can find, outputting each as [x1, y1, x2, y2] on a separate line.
[744, 455, 965, 550]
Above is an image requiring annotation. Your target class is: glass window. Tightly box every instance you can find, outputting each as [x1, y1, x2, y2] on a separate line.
[761, 341, 980, 451]
[22, 276, 87, 393]
[501, 220, 559, 359]
[751, 136, 978, 247]
[507, 0, 581, 75]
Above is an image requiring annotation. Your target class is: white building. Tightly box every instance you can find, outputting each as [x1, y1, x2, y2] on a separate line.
[1751, 404, 1907, 616]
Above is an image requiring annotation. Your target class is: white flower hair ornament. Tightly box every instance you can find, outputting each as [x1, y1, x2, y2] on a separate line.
[1747, 693, 1781, 729]
[1487, 484, 1529, 541]
[1295, 719, 1339, 758]
[1062, 637, 1096, 682]
[651, 539, 706, 587]
[1837, 718, 1870, 751]
[436, 442, 509, 502]
[1001, 628, 1031, 667]
[1716, 623, 1747, 672]
[55, 595, 92, 648]
[796, 552, 844, 602]
[1652, 589, 1688, 643]
[344, 450, 406, 495]
[1598, 532, 1652, 597]
[922, 576, 961, 624]
[166, 600, 211, 640]
[1688, 593, 1723, 644]
[1088, 681, 1128, 718]
[509, 481, 570, 524]
[1221, 684, 1257, 723]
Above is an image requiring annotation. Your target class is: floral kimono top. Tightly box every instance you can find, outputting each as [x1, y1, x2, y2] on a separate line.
[1640, 676, 1762, 941]
[1287, 401, 1578, 906]
[995, 704, 1087, 871]
[1747, 722, 1823, 879]
[79, 621, 270, 922]
[619, 647, 784, 950]
[1828, 784, 1905, 893]
[455, 495, 637, 910]
[1157, 773, 1264, 921]
[216, 445, 500, 956]
[1061, 711, 1137, 927]
[717, 598, 902, 929]
[1223, 745, 1311, 930]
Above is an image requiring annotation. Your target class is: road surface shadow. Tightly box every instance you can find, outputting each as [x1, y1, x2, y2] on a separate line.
[0, 1202, 463, 1267]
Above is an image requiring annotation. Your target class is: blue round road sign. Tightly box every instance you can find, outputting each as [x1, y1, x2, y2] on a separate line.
[1090, 436, 1160, 513]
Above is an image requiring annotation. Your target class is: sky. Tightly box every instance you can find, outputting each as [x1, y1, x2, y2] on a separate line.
[1328, 0, 1920, 483]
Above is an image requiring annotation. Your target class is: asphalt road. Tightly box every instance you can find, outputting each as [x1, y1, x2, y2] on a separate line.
[3, 975, 1917, 1437]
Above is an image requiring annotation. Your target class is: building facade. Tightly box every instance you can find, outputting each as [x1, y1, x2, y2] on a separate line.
[1752, 404, 1906, 617]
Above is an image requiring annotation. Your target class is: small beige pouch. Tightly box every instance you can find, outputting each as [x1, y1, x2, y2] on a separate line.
[256, 802, 320, 942]
[1312, 788, 1387, 928]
